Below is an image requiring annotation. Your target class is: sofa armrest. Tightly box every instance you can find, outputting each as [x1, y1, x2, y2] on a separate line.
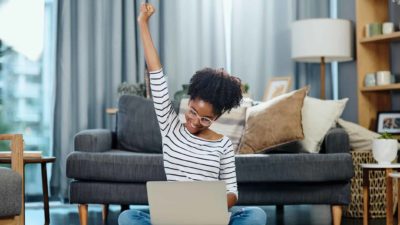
[320, 127, 350, 154]
[74, 129, 112, 153]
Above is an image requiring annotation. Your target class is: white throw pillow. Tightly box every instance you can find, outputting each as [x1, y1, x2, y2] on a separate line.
[178, 98, 190, 122]
[210, 107, 247, 152]
[300, 97, 348, 153]
[337, 118, 400, 151]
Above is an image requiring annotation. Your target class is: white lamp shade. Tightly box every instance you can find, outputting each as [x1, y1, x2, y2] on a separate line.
[291, 18, 353, 63]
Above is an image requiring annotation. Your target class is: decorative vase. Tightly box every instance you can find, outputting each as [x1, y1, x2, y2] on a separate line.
[174, 84, 190, 103]
[372, 139, 398, 164]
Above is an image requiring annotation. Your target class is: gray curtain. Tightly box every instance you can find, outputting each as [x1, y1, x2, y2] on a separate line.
[161, 0, 227, 96]
[161, 0, 296, 101]
[229, 0, 332, 100]
[231, 0, 295, 101]
[51, 0, 161, 199]
[295, 0, 331, 98]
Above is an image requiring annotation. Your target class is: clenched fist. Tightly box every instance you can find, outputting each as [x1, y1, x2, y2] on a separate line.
[137, 3, 155, 24]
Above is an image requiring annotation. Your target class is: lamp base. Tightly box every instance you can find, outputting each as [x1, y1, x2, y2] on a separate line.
[320, 57, 326, 99]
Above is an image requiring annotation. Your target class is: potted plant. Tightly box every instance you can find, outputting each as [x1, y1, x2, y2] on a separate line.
[241, 83, 250, 97]
[117, 82, 146, 97]
[372, 132, 399, 164]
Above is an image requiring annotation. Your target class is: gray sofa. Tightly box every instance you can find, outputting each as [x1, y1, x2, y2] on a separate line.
[67, 95, 354, 224]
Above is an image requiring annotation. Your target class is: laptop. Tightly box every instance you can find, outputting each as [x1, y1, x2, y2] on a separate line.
[146, 181, 231, 225]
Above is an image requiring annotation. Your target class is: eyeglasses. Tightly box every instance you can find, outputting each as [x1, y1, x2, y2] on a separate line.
[187, 108, 214, 127]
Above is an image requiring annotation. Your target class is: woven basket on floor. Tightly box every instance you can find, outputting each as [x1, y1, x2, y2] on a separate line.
[344, 150, 398, 218]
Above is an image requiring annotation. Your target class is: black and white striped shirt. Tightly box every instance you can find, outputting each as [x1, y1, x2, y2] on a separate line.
[150, 68, 238, 198]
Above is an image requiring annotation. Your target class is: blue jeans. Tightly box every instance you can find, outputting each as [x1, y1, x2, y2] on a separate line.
[118, 206, 267, 225]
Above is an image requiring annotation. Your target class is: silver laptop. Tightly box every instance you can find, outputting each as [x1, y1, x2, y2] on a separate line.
[146, 181, 230, 225]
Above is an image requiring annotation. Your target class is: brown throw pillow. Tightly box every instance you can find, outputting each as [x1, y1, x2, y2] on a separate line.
[238, 86, 308, 154]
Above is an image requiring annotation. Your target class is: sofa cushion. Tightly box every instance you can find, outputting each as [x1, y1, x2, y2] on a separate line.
[69, 180, 351, 205]
[117, 95, 162, 153]
[70, 181, 149, 205]
[67, 150, 353, 183]
[0, 167, 22, 217]
[238, 87, 308, 154]
[67, 150, 167, 182]
[337, 118, 400, 151]
[235, 153, 353, 182]
[237, 182, 351, 205]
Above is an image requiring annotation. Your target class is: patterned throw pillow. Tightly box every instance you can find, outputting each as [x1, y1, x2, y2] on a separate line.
[337, 118, 400, 151]
[300, 97, 348, 153]
[179, 98, 248, 152]
[238, 87, 308, 154]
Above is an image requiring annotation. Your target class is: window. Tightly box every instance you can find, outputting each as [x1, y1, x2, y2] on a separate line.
[0, 0, 55, 199]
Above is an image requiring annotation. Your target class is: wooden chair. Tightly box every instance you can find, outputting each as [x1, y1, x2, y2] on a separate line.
[0, 134, 25, 225]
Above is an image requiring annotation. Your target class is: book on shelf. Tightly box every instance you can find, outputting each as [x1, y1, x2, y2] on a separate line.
[0, 150, 42, 158]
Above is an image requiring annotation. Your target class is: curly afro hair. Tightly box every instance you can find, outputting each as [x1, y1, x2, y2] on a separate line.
[187, 68, 243, 117]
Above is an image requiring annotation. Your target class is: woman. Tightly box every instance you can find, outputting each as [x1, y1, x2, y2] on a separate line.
[118, 3, 267, 225]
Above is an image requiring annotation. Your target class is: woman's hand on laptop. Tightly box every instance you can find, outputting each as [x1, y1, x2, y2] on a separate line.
[227, 193, 237, 209]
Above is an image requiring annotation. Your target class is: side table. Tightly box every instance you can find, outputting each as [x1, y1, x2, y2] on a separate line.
[361, 163, 400, 225]
[0, 156, 56, 225]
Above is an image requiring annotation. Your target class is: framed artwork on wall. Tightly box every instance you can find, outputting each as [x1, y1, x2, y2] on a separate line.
[263, 77, 292, 101]
[376, 111, 400, 134]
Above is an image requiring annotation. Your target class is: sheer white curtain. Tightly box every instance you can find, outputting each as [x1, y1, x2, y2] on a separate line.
[0, 0, 44, 61]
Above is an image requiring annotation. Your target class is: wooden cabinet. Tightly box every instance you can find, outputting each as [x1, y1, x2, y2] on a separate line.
[356, 0, 399, 131]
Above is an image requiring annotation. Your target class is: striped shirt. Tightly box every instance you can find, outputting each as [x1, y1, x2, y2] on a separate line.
[149, 68, 238, 198]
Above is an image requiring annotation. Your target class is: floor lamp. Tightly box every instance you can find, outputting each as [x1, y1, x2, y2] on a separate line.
[291, 18, 353, 99]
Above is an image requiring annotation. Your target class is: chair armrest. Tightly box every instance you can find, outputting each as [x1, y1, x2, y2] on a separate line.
[74, 129, 112, 152]
[0, 134, 24, 223]
[0, 134, 24, 176]
[320, 127, 350, 154]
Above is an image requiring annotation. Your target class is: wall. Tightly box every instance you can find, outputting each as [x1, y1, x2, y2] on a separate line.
[337, 0, 358, 122]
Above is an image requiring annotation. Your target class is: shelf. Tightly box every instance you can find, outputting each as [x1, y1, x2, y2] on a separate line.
[361, 83, 400, 92]
[360, 32, 400, 43]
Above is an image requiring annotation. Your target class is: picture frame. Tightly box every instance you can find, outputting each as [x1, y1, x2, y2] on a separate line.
[376, 111, 400, 134]
[263, 76, 292, 101]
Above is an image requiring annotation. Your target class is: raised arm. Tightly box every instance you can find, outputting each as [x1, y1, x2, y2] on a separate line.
[137, 3, 178, 137]
[137, 3, 161, 72]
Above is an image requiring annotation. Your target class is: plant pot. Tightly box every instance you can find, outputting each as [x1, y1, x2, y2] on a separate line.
[372, 139, 398, 164]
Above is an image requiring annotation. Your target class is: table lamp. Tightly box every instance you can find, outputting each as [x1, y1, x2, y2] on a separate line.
[291, 18, 353, 99]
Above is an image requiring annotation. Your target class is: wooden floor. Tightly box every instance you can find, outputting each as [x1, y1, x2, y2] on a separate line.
[25, 203, 394, 225]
